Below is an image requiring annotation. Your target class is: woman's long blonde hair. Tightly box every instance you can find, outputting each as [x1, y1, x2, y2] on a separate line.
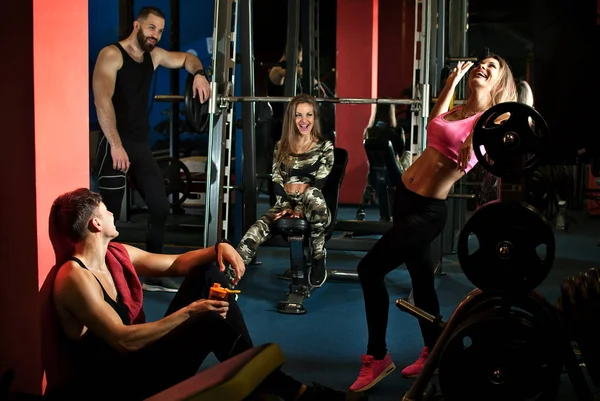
[516, 80, 534, 107]
[275, 94, 322, 166]
[466, 54, 518, 105]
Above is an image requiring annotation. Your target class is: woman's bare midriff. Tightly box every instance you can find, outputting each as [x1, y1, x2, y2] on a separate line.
[284, 183, 310, 195]
[402, 147, 465, 200]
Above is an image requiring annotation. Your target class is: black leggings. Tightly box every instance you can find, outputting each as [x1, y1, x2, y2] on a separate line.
[357, 179, 447, 359]
[71, 263, 304, 401]
[96, 136, 170, 253]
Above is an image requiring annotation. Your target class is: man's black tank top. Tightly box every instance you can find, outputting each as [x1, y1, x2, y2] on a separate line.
[60, 257, 132, 399]
[111, 42, 154, 143]
[68, 257, 130, 369]
[69, 257, 130, 324]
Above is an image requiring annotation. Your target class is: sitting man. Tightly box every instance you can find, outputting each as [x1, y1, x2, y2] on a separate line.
[46, 187, 367, 401]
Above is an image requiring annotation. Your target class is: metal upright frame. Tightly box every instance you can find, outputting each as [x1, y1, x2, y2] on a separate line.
[169, 0, 181, 161]
[411, 0, 432, 155]
[429, 0, 446, 97]
[301, 0, 319, 95]
[284, 0, 302, 97]
[448, 0, 469, 99]
[204, 0, 239, 247]
[204, 0, 442, 248]
[240, 0, 257, 239]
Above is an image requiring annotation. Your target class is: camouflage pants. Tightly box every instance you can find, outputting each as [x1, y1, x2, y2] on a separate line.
[236, 187, 331, 264]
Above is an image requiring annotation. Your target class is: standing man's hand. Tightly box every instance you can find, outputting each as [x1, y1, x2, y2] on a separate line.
[193, 74, 212, 103]
[111, 145, 130, 173]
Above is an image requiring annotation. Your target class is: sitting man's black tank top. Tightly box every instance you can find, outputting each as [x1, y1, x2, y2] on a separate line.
[68, 257, 130, 367]
[111, 42, 155, 143]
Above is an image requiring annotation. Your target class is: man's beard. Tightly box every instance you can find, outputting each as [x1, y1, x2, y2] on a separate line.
[137, 30, 156, 52]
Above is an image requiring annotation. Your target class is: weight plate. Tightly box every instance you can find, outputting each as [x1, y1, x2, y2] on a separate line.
[472, 102, 549, 178]
[457, 200, 555, 294]
[439, 303, 562, 401]
[184, 73, 210, 133]
[157, 157, 193, 208]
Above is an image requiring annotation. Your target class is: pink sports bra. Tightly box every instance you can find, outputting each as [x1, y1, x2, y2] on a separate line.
[427, 107, 484, 173]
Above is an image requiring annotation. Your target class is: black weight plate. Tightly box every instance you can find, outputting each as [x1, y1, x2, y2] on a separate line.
[439, 307, 562, 401]
[472, 102, 549, 179]
[184, 73, 210, 133]
[157, 157, 193, 208]
[457, 200, 555, 294]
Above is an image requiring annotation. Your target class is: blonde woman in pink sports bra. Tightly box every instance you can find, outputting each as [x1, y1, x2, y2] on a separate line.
[350, 54, 518, 393]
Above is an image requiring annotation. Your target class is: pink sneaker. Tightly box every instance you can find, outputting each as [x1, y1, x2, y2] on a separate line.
[349, 354, 396, 392]
[401, 347, 429, 378]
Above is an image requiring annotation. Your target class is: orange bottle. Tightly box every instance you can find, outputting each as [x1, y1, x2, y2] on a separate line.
[209, 283, 240, 301]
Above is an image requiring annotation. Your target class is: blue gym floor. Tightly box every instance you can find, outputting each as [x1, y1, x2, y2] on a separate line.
[132, 204, 600, 400]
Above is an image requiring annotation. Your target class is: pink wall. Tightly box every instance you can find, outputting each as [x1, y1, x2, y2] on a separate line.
[0, 0, 89, 394]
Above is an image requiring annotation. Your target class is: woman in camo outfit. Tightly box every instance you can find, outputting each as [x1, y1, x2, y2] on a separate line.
[236, 94, 334, 287]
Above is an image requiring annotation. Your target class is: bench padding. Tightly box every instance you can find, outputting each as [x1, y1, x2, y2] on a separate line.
[145, 343, 286, 401]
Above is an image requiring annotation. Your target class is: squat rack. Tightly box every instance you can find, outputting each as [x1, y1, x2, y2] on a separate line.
[199, 0, 440, 246]
[152, 0, 473, 246]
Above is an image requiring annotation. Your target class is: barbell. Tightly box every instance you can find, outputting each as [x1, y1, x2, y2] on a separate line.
[472, 101, 550, 179]
[155, 73, 422, 133]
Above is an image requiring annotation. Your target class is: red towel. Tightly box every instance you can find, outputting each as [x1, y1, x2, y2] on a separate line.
[42, 240, 146, 394]
[105, 242, 146, 324]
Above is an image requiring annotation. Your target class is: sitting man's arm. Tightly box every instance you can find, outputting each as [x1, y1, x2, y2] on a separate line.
[54, 263, 228, 352]
[122, 242, 245, 285]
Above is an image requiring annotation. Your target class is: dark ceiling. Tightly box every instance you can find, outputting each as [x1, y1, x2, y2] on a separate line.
[468, 0, 532, 25]
[466, 0, 535, 74]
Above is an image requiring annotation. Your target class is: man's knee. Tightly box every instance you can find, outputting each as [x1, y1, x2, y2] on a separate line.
[190, 262, 223, 281]
[97, 175, 127, 215]
[98, 175, 127, 191]
[185, 309, 225, 329]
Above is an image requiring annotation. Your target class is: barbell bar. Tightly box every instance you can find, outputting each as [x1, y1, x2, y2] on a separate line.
[156, 93, 466, 105]
[156, 74, 426, 133]
[154, 94, 421, 105]
[446, 57, 478, 62]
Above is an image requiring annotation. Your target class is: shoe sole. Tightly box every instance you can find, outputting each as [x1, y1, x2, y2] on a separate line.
[350, 363, 396, 392]
[142, 284, 178, 293]
[401, 368, 438, 379]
